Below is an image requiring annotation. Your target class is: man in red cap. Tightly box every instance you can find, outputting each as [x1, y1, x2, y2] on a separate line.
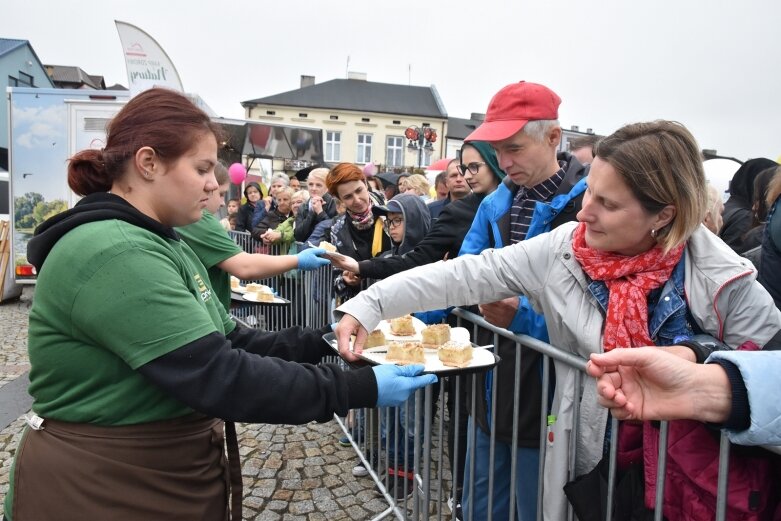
[457, 81, 590, 521]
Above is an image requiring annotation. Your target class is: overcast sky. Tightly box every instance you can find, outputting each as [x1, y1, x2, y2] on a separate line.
[3, 0, 780, 161]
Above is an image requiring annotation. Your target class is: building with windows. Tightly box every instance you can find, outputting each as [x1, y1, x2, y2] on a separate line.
[241, 73, 448, 172]
[0, 38, 54, 169]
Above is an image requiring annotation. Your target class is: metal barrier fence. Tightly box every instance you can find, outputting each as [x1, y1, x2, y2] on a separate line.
[227, 231, 333, 331]
[225, 231, 779, 521]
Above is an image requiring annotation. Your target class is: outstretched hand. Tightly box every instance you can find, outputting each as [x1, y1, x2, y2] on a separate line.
[296, 248, 331, 270]
[334, 314, 367, 362]
[587, 347, 730, 423]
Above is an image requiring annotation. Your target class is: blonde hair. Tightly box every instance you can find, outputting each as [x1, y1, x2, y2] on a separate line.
[405, 174, 431, 197]
[594, 120, 708, 252]
[307, 167, 329, 184]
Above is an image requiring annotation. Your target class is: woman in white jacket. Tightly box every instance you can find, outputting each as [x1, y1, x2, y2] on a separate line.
[334, 120, 781, 519]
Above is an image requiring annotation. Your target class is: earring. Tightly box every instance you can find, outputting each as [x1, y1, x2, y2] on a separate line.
[143, 171, 151, 179]
[650, 228, 657, 239]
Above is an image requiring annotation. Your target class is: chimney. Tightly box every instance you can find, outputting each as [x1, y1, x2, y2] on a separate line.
[571, 125, 579, 132]
[586, 128, 593, 134]
[470, 113, 486, 121]
[347, 71, 367, 81]
[300, 75, 315, 88]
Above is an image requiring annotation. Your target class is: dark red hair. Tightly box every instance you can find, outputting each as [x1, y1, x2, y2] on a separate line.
[326, 162, 366, 197]
[68, 88, 224, 196]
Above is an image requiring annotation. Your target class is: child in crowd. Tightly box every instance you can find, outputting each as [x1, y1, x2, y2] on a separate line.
[221, 198, 240, 230]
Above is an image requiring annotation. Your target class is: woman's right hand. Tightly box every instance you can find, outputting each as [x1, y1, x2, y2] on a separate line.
[372, 364, 438, 407]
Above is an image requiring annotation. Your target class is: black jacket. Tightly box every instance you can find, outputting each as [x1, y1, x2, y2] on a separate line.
[294, 193, 338, 243]
[251, 208, 292, 241]
[357, 193, 484, 280]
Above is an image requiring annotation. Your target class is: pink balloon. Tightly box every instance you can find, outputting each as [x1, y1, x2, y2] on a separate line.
[363, 162, 377, 177]
[228, 163, 247, 185]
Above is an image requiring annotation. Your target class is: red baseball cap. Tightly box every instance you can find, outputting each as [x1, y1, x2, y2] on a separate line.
[465, 81, 561, 143]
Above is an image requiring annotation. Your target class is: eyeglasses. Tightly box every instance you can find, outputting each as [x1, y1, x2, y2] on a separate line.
[383, 217, 404, 230]
[457, 162, 486, 175]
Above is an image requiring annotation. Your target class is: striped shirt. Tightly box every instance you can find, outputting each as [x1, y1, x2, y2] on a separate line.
[509, 163, 566, 244]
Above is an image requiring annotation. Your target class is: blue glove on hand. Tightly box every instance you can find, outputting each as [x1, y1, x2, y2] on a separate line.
[372, 364, 438, 407]
[296, 248, 331, 270]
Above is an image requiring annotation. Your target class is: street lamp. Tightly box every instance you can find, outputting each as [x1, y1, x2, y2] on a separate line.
[405, 125, 437, 169]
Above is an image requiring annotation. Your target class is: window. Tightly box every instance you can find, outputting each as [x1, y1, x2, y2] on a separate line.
[356, 133, 372, 163]
[325, 131, 341, 162]
[266, 110, 276, 115]
[330, 115, 339, 120]
[386, 136, 404, 167]
[298, 113, 308, 118]
[393, 120, 401, 125]
[361, 117, 370, 123]
[16, 71, 34, 87]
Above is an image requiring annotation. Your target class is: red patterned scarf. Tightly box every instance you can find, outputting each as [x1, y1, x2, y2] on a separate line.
[571, 223, 684, 351]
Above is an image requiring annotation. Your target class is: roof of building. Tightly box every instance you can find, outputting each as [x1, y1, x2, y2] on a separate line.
[0, 38, 27, 57]
[44, 65, 105, 89]
[243, 78, 448, 119]
[446, 115, 486, 140]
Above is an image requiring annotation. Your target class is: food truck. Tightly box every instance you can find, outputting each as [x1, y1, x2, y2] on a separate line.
[7, 86, 323, 283]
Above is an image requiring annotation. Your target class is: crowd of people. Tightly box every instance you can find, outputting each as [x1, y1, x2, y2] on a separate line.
[8, 80, 781, 521]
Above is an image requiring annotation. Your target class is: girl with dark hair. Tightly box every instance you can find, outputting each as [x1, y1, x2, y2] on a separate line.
[9, 88, 435, 520]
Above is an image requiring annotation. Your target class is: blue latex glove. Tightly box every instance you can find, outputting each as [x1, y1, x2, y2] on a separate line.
[296, 247, 331, 270]
[372, 364, 438, 407]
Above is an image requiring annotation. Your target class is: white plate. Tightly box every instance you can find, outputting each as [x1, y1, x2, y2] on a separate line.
[232, 285, 247, 294]
[357, 345, 496, 374]
[242, 293, 288, 305]
[323, 326, 497, 375]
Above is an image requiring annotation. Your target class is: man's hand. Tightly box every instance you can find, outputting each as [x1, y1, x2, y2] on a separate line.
[342, 270, 362, 286]
[330, 255, 360, 274]
[478, 297, 519, 329]
[334, 314, 367, 362]
[587, 347, 731, 423]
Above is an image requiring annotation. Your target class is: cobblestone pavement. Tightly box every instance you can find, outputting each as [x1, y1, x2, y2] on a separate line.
[0, 287, 404, 520]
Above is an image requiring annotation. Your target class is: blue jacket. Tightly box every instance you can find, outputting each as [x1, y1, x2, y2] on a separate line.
[707, 350, 781, 446]
[459, 152, 588, 339]
[457, 151, 588, 444]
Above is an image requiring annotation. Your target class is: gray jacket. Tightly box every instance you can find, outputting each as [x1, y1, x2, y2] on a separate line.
[336, 222, 781, 519]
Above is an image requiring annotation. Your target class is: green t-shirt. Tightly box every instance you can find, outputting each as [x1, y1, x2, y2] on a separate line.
[27, 219, 236, 426]
[177, 211, 243, 312]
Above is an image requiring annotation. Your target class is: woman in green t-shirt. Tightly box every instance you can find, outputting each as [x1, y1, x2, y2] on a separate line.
[7, 88, 436, 520]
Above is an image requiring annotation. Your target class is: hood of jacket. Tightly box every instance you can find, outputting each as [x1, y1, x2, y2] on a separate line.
[375, 193, 431, 255]
[727, 157, 777, 206]
[27, 192, 178, 272]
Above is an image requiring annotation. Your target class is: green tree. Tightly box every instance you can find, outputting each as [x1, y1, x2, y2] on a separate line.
[31, 199, 67, 226]
[14, 192, 44, 227]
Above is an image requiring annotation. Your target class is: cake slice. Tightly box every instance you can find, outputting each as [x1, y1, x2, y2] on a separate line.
[319, 241, 337, 253]
[365, 329, 386, 348]
[389, 315, 416, 336]
[421, 324, 450, 349]
[386, 341, 425, 365]
[438, 340, 473, 368]
[248, 287, 275, 302]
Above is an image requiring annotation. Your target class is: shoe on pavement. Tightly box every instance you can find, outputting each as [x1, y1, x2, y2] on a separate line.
[338, 436, 351, 447]
[352, 462, 369, 477]
[447, 496, 463, 520]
